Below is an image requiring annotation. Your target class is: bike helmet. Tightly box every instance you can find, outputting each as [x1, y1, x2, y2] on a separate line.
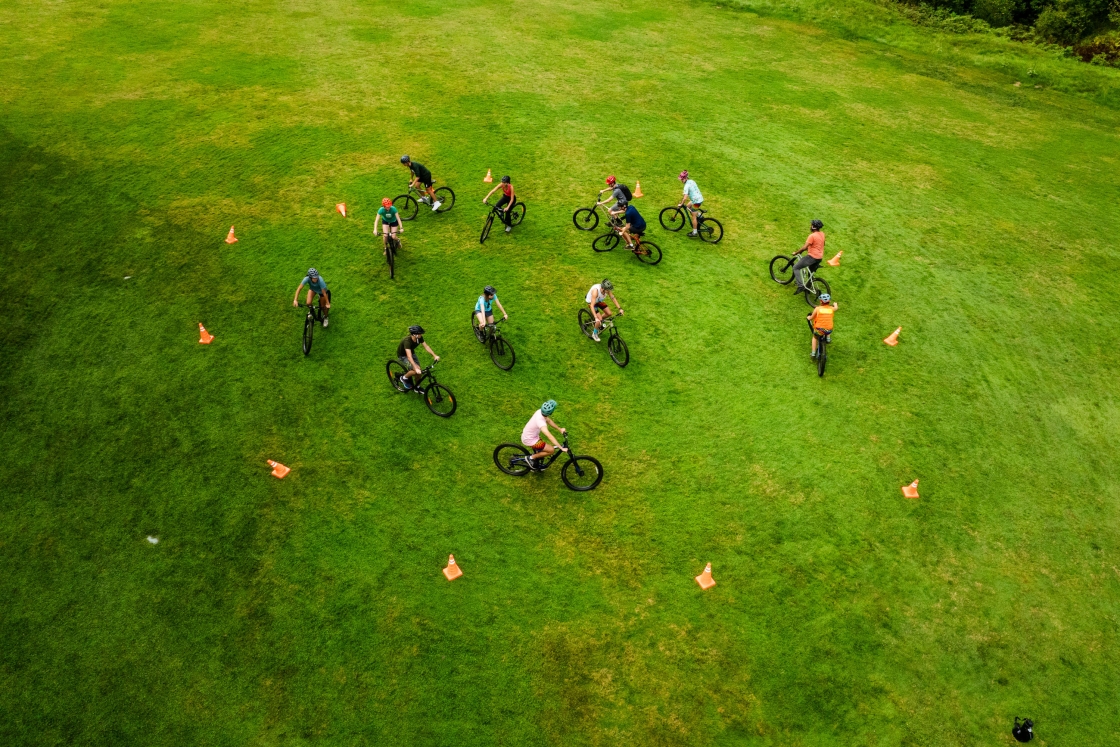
[382, 197, 392, 208]
[819, 293, 831, 303]
[501, 175, 511, 184]
[601, 278, 613, 291]
[679, 170, 689, 181]
[307, 268, 319, 279]
[541, 399, 557, 416]
[400, 155, 411, 164]
[408, 325, 425, 335]
[811, 219, 824, 230]
[605, 175, 617, 186]
[483, 285, 496, 296]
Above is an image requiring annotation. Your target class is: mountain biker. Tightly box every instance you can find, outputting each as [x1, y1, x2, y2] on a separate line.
[585, 278, 623, 343]
[521, 399, 567, 470]
[400, 155, 441, 211]
[621, 203, 646, 248]
[807, 293, 837, 359]
[474, 285, 508, 333]
[397, 325, 440, 391]
[291, 268, 331, 326]
[792, 219, 826, 293]
[374, 197, 403, 254]
[483, 175, 517, 233]
[678, 170, 704, 236]
[596, 175, 630, 220]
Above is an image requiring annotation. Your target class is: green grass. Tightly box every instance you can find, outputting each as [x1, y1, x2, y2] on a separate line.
[1, 0, 1119, 744]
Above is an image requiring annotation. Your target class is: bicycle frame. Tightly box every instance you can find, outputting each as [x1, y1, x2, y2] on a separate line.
[529, 434, 575, 470]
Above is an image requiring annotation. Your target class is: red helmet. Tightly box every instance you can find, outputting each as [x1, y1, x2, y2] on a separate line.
[381, 198, 392, 208]
[605, 175, 616, 186]
[679, 170, 689, 181]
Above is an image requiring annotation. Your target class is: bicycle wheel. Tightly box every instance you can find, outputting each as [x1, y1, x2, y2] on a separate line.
[635, 240, 662, 265]
[769, 255, 794, 284]
[804, 277, 832, 308]
[434, 187, 455, 212]
[480, 212, 494, 244]
[659, 206, 685, 231]
[510, 202, 526, 226]
[302, 311, 314, 356]
[607, 334, 629, 367]
[561, 455, 603, 491]
[494, 443, 531, 476]
[592, 232, 618, 252]
[577, 308, 596, 338]
[424, 383, 457, 417]
[386, 359, 409, 391]
[489, 337, 515, 370]
[386, 240, 395, 279]
[817, 340, 828, 377]
[392, 194, 418, 221]
[573, 207, 599, 231]
[698, 217, 723, 244]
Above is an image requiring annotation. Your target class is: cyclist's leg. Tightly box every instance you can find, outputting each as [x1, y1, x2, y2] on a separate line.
[791, 255, 814, 290]
[475, 310, 487, 331]
[381, 224, 391, 252]
[323, 289, 331, 310]
[689, 202, 702, 231]
[305, 289, 314, 306]
[495, 194, 511, 225]
[529, 440, 554, 465]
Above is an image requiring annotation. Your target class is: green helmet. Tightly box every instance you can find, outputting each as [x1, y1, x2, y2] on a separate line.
[540, 400, 557, 416]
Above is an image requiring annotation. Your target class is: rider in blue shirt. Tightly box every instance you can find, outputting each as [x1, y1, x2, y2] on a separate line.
[474, 285, 508, 333]
[622, 204, 646, 248]
[291, 268, 331, 325]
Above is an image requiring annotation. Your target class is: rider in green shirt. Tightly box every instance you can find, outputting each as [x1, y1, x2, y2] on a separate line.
[374, 197, 403, 255]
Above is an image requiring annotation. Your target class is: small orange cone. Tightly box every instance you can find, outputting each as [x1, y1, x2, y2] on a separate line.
[633, 180, 644, 198]
[268, 460, 290, 479]
[883, 327, 901, 346]
[225, 226, 238, 244]
[827, 251, 843, 267]
[443, 554, 463, 580]
[901, 480, 920, 499]
[198, 323, 214, 344]
[695, 562, 716, 590]
[336, 203, 347, 217]
[483, 169, 493, 183]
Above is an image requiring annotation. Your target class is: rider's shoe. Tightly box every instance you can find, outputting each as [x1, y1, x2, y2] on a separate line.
[322, 317, 329, 328]
[399, 375, 412, 390]
[688, 230, 699, 237]
[505, 225, 512, 233]
[432, 200, 442, 211]
[592, 329, 601, 342]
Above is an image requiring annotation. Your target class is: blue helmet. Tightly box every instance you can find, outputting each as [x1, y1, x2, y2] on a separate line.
[819, 293, 831, 303]
[307, 268, 319, 279]
[540, 400, 557, 416]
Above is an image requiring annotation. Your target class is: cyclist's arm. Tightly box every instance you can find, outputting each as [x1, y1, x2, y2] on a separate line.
[496, 299, 508, 319]
[483, 185, 499, 202]
[422, 341, 440, 361]
[609, 292, 623, 314]
[540, 424, 565, 450]
[292, 281, 306, 305]
[545, 417, 567, 436]
[373, 215, 382, 233]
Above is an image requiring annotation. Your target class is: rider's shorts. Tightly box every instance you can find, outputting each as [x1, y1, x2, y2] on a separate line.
[531, 440, 545, 452]
[814, 328, 832, 342]
[594, 301, 609, 311]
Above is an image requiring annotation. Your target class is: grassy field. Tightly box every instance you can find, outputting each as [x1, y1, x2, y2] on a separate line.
[2, 0, 1119, 744]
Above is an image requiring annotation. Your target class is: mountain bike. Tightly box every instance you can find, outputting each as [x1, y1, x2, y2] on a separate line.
[658, 204, 723, 243]
[591, 217, 662, 265]
[493, 434, 604, 491]
[470, 314, 516, 370]
[382, 233, 400, 279]
[577, 308, 629, 367]
[807, 318, 829, 377]
[385, 360, 457, 417]
[572, 194, 606, 232]
[392, 182, 456, 221]
[769, 254, 832, 307]
[480, 198, 526, 244]
[298, 291, 331, 356]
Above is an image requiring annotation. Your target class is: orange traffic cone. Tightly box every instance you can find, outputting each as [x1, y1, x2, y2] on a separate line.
[268, 460, 290, 479]
[901, 480, 920, 499]
[198, 323, 214, 344]
[695, 562, 716, 590]
[827, 251, 843, 267]
[883, 327, 901, 346]
[225, 226, 238, 244]
[483, 169, 493, 183]
[633, 180, 644, 198]
[443, 554, 463, 580]
[336, 203, 347, 217]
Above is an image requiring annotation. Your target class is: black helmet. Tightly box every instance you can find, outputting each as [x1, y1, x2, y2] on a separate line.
[811, 219, 824, 230]
[483, 285, 496, 296]
[500, 175, 511, 184]
[400, 155, 411, 164]
[408, 325, 424, 335]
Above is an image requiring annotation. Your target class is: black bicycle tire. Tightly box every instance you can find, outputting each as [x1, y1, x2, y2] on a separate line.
[699, 217, 723, 244]
[769, 255, 794, 284]
[480, 212, 494, 244]
[490, 337, 515, 371]
[494, 443, 531, 476]
[302, 311, 313, 356]
[817, 340, 827, 377]
[393, 194, 418, 221]
[607, 334, 629, 367]
[386, 359, 409, 392]
[635, 241, 662, 265]
[561, 455, 604, 491]
[577, 308, 596, 338]
[659, 206, 685, 231]
[434, 187, 455, 212]
[425, 383, 457, 417]
[573, 208, 599, 232]
[386, 239, 395, 278]
[592, 232, 618, 253]
[510, 202, 526, 226]
[804, 277, 831, 308]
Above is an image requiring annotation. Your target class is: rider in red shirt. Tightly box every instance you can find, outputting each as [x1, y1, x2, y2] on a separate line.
[483, 176, 517, 233]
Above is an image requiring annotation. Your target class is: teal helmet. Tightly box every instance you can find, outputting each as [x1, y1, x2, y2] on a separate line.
[541, 400, 557, 416]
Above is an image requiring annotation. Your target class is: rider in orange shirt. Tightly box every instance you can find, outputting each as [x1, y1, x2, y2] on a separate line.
[807, 293, 836, 359]
[792, 219, 826, 294]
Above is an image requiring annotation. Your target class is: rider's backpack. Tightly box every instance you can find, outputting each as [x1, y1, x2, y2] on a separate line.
[1012, 717, 1034, 743]
[618, 183, 633, 201]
